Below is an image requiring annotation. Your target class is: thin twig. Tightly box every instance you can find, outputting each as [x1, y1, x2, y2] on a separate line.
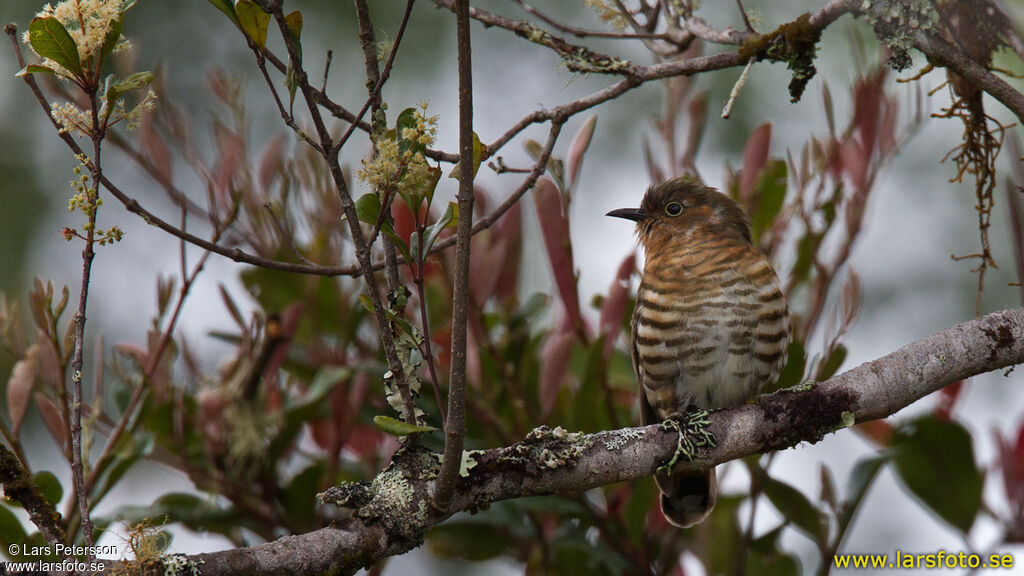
[513, 0, 666, 40]
[414, 225, 447, 421]
[434, 0, 474, 511]
[321, 49, 333, 93]
[334, 0, 416, 154]
[267, 5, 419, 424]
[722, 60, 753, 118]
[735, 0, 755, 32]
[68, 74, 106, 554]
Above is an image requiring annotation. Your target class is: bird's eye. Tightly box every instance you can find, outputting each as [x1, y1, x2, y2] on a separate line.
[664, 202, 683, 216]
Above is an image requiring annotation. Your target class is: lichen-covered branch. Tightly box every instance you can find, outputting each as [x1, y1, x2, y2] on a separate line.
[0, 443, 67, 549]
[80, 307, 1024, 576]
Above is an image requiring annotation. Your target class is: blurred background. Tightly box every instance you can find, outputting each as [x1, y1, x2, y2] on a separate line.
[1, 1, 1023, 574]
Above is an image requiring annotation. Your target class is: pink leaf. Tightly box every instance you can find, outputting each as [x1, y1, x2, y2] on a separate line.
[539, 331, 574, 418]
[258, 134, 286, 192]
[139, 117, 171, 184]
[493, 201, 522, 303]
[567, 115, 597, 191]
[599, 254, 636, 361]
[642, 137, 665, 183]
[533, 177, 583, 334]
[34, 393, 66, 452]
[469, 232, 508, 304]
[934, 380, 964, 421]
[997, 422, 1024, 511]
[6, 344, 39, 435]
[739, 123, 772, 207]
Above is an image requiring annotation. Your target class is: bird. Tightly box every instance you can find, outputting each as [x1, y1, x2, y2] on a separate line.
[607, 176, 790, 527]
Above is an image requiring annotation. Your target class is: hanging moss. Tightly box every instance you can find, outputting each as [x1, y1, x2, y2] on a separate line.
[738, 13, 822, 103]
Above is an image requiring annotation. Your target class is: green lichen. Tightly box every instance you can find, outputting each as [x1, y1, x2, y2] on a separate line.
[162, 554, 204, 576]
[460, 450, 486, 477]
[602, 427, 646, 451]
[318, 480, 374, 508]
[788, 380, 818, 393]
[738, 12, 822, 102]
[497, 426, 593, 470]
[840, 411, 857, 428]
[858, 0, 938, 71]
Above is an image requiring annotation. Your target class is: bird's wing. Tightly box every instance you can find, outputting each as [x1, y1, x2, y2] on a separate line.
[632, 306, 659, 427]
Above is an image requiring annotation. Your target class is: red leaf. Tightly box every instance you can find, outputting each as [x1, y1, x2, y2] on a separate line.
[6, 344, 39, 435]
[997, 421, 1024, 511]
[642, 137, 665, 183]
[539, 331, 574, 418]
[599, 253, 636, 361]
[851, 69, 887, 157]
[391, 197, 418, 244]
[739, 123, 772, 207]
[258, 134, 285, 192]
[473, 185, 490, 218]
[855, 419, 894, 446]
[533, 177, 583, 335]
[567, 115, 597, 191]
[34, 393, 66, 452]
[469, 232, 507, 304]
[935, 380, 965, 421]
[139, 117, 171, 184]
[492, 202, 522, 303]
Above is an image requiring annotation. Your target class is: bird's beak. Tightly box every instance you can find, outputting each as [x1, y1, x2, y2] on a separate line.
[606, 207, 646, 222]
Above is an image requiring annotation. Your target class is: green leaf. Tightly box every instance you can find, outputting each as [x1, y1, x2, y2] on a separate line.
[420, 202, 459, 257]
[892, 416, 983, 532]
[0, 504, 27, 547]
[207, 0, 241, 27]
[761, 475, 826, 541]
[428, 522, 509, 560]
[104, 71, 154, 114]
[284, 463, 324, 528]
[791, 231, 822, 285]
[98, 14, 124, 68]
[32, 471, 62, 506]
[766, 340, 806, 393]
[395, 107, 423, 155]
[283, 10, 302, 107]
[355, 193, 381, 225]
[286, 366, 349, 413]
[747, 525, 802, 576]
[750, 160, 787, 243]
[28, 17, 82, 77]
[115, 71, 154, 92]
[284, 10, 303, 39]
[373, 415, 437, 436]
[92, 434, 154, 506]
[838, 455, 887, 531]
[15, 64, 57, 77]
[815, 344, 847, 381]
[235, 0, 270, 48]
[448, 132, 486, 180]
[707, 495, 746, 575]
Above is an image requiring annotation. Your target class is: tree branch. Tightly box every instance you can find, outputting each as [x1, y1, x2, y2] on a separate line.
[86, 307, 1024, 576]
[0, 443, 66, 549]
[911, 30, 1024, 125]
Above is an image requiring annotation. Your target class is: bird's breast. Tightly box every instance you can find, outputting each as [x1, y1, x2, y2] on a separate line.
[633, 239, 789, 419]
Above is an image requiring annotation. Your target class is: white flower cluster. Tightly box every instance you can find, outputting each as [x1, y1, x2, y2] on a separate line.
[22, 0, 132, 79]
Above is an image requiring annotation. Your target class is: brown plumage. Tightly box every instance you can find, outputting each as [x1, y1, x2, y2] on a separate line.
[608, 176, 790, 527]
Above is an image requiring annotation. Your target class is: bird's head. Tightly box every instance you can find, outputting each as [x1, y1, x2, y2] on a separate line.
[606, 176, 752, 249]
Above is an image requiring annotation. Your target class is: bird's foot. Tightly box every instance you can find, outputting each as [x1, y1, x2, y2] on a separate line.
[656, 409, 716, 475]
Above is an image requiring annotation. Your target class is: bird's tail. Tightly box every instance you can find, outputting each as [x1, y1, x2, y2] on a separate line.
[655, 467, 717, 528]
